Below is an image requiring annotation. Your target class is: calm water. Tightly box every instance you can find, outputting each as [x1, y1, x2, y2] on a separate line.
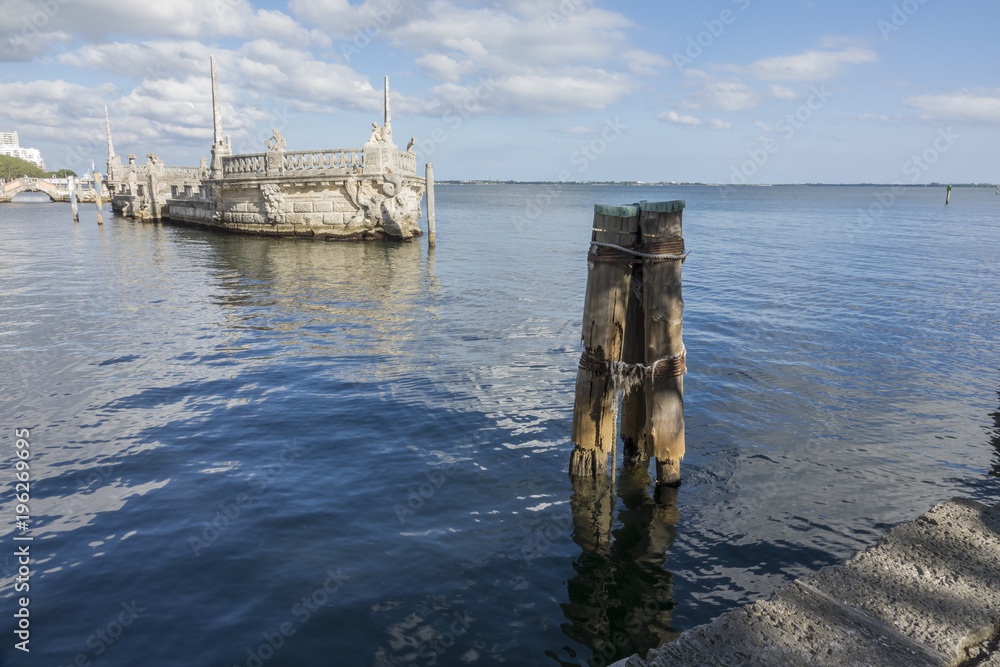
[2, 184, 999, 666]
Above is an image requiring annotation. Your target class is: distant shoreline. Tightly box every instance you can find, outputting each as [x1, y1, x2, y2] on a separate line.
[436, 181, 998, 188]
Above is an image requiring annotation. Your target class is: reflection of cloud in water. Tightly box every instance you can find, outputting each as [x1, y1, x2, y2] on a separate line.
[24, 478, 170, 568]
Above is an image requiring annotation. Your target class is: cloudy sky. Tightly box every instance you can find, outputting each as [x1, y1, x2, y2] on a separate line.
[1, 0, 997, 183]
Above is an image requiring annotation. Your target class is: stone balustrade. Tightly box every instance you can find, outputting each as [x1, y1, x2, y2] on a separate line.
[222, 153, 267, 176]
[283, 149, 364, 173]
[222, 150, 370, 177]
[163, 165, 201, 178]
[395, 151, 416, 173]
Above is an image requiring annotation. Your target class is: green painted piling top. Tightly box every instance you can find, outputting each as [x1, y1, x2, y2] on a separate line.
[594, 204, 640, 218]
[593, 200, 685, 218]
[639, 200, 686, 213]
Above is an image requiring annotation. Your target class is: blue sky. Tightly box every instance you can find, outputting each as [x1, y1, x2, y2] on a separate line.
[1, 0, 997, 183]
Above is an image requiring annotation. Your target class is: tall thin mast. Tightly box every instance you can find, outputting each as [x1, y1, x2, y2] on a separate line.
[104, 105, 115, 159]
[383, 76, 392, 142]
[211, 54, 224, 145]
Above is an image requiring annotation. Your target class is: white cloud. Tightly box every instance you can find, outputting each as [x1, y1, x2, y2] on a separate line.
[903, 91, 1000, 124]
[16, 0, 648, 122]
[36, 38, 389, 164]
[3, 0, 667, 170]
[560, 125, 601, 136]
[382, 1, 639, 114]
[58, 40, 214, 80]
[59, 40, 381, 115]
[414, 53, 476, 83]
[659, 111, 701, 127]
[0, 0, 326, 62]
[658, 111, 730, 130]
[724, 46, 878, 81]
[413, 70, 633, 116]
[388, 2, 633, 71]
[768, 85, 797, 99]
[622, 49, 672, 76]
[0, 79, 177, 170]
[680, 70, 761, 111]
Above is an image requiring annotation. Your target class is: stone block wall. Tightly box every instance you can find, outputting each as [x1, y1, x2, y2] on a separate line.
[207, 175, 425, 240]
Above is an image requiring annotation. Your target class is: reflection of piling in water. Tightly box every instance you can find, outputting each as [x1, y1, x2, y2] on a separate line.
[569, 476, 615, 553]
[570, 201, 688, 485]
[563, 469, 680, 664]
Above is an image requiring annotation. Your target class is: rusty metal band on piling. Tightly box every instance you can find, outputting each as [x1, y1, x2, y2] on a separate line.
[587, 238, 686, 264]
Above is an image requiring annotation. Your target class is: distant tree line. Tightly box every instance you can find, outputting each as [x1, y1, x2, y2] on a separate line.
[0, 155, 77, 181]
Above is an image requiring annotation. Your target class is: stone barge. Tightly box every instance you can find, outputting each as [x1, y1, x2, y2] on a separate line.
[104, 57, 430, 242]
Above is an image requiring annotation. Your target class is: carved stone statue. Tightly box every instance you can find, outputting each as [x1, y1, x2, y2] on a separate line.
[406, 137, 416, 154]
[368, 122, 395, 145]
[265, 129, 286, 151]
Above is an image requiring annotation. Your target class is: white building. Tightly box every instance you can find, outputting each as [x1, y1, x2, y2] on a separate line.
[0, 132, 45, 170]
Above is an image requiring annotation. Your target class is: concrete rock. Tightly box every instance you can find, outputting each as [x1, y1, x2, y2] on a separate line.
[614, 499, 1000, 667]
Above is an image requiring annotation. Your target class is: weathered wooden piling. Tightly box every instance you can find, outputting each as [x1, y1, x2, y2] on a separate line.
[69, 176, 79, 223]
[425, 162, 436, 246]
[946, 184, 952, 205]
[639, 201, 686, 485]
[570, 200, 688, 485]
[570, 205, 641, 478]
[93, 171, 104, 225]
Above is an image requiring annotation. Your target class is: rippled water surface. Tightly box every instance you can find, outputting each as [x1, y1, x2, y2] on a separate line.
[2, 184, 999, 666]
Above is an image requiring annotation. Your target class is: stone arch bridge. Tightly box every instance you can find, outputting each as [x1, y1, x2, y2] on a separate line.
[0, 177, 106, 203]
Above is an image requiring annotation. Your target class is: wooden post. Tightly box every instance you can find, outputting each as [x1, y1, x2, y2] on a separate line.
[69, 176, 79, 223]
[570, 204, 641, 478]
[621, 261, 649, 467]
[93, 171, 104, 225]
[425, 162, 436, 246]
[639, 200, 686, 485]
[946, 185, 951, 205]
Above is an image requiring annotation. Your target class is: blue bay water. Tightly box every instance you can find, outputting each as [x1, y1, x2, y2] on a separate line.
[1, 184, 999, 666]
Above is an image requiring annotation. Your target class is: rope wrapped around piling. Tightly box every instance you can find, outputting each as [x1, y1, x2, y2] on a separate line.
[578, 347, 687, 388]
[588, 238, 687, 264]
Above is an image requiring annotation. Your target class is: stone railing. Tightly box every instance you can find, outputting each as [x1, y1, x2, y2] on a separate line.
[222, 153, 267, 176]
[283, 149, 364, 173]
[163, 165, 200, 178]
[395, 151, 416, 174]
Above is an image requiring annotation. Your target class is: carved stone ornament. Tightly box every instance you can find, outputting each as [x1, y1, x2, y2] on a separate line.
[260, 184, 286, 224]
